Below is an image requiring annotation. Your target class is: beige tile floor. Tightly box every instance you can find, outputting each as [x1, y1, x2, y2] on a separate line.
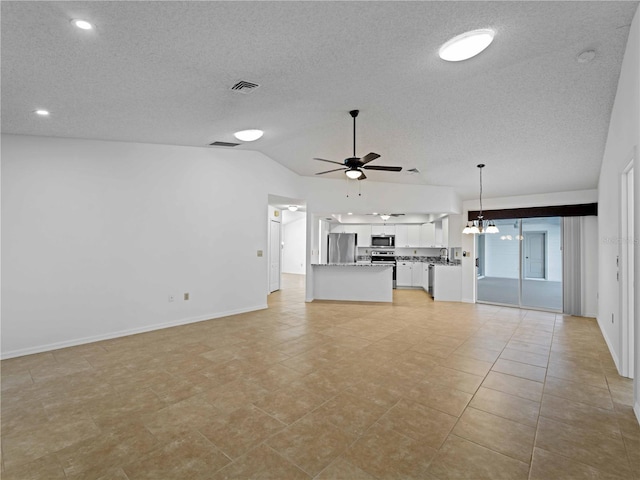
[1, 273, 638, 479]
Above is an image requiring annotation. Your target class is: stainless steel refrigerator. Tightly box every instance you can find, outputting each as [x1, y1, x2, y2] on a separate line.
[327, 233, 357, 264]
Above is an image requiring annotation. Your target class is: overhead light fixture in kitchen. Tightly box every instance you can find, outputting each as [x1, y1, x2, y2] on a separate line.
[71, 19, 94, 30]
[463, 164, 499, 235]
[439, 29, 495, 62]
[34, 109, 50, 116]
[233, 129, 263, 142]
[287, 205, 298, 211]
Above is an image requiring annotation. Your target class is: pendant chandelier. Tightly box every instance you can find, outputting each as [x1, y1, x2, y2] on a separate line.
[462, 164, 499, 234]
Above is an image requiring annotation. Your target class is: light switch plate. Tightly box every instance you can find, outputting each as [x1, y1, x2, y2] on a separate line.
[257, 250, 263, 257]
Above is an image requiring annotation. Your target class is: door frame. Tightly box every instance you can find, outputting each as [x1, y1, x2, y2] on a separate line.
[620, 156, 635, 378]
[269, 218, 282, 293]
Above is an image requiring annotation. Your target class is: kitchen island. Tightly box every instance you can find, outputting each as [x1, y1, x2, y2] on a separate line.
[311, 263, 393, 302]
[432, 264, 462, 301]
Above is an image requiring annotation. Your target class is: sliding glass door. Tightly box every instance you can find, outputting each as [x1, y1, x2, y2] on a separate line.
[476, 217, 562, 311]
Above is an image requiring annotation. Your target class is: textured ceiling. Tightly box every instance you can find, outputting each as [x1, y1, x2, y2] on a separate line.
[2, 1, 637, 199]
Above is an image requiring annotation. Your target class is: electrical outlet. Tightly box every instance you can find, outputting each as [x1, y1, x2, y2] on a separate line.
[257, 250, 263, 257]
[184, 292, 189, 301]
[168, 295, 174, 303]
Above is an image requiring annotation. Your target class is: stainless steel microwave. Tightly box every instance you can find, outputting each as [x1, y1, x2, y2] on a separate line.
[371, 235, 395, 247]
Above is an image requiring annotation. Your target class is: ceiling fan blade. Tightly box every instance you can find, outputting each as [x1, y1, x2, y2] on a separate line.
[360, 152, 381, 165]
[313, 157, 344, 166]
[363, 165, 403, 172]
[357, 171, 367, 180]
[315, 168, 346, 175]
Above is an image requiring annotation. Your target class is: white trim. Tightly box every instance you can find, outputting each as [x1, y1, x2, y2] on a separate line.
[0, 304, 268, 360]
[634, 401, 640, 426]
[598, 315, 621, 372]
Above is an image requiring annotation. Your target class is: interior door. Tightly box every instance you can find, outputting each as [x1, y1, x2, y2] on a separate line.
[524, 232, 545, 279]
[269, 220, 281, 292]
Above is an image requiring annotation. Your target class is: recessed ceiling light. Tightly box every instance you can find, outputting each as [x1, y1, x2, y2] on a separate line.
[347, 212, 353, 215]
[35, 109, 50, 116]
[439, 29, 495, 62]
[71, 19, 94, 30]
[233, 129, 263, 142]
[287, 205, 298, 211]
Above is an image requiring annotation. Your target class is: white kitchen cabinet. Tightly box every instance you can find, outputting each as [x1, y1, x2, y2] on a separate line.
[329, 223, 345, 233]
[420, 223, 436, 247]
[395, 225, 421, 247]
[447, 214, 462, 248]
[395, 225, 408, 247]
[408, 225, 421, 247]
[422, 263, 430, 292]
[411, 261, 423, 286]
[434, 221, 444, 247]
[371, 225, 396, 236]
[396, 261, 412, 287]
[351, 225, 372, 246]
[442, 217, 449, 248]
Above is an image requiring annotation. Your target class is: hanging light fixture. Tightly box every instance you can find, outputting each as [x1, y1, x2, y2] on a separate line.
[463, 164, 499, 235]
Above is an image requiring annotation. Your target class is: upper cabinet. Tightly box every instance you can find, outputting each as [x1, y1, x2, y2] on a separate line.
[352, 224, 372, 246]
[371, 225, 396, 236]
[395, 224, 422, 247]
[446, 214, 462, 248]
[420, 223, 436, 247]
[434, 221, 444, 247]
[328, 217, 462, 249]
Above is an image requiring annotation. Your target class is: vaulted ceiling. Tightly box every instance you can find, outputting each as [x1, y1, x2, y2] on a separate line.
[2, 1, 637, 199]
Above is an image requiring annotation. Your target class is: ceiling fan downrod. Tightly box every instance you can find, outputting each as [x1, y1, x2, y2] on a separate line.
[350, 109, 359, 158]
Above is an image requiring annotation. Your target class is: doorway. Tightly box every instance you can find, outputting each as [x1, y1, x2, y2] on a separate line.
[476, 217, 562, 311]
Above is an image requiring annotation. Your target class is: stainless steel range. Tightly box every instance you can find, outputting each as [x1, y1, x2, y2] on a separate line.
[371, 250, 397, 288]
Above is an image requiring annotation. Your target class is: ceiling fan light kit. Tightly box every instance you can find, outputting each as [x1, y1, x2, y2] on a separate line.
[463, 164, 499, 235]
[313, 110, 402, 181]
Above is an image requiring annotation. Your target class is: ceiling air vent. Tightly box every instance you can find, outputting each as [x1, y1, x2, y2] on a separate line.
[209, 141, 240, 147]
[230, 80, 260, 94]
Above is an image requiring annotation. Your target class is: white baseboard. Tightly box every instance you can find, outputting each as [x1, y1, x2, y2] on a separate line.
[1, 304, 268, 360]
[596, 315, 620, 372]
[461, 297, 475, 304]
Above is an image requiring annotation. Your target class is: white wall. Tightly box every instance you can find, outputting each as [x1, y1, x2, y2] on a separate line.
[282, 211, 306, 275]
[1, 134, 302, 358]
[597, 7, 639, 415]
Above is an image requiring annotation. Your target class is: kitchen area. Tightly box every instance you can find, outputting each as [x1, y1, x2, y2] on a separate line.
[311, 214, 463, 303]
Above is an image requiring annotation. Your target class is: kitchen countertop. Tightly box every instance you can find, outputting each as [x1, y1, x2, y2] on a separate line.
[312, 263, 392, 267]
